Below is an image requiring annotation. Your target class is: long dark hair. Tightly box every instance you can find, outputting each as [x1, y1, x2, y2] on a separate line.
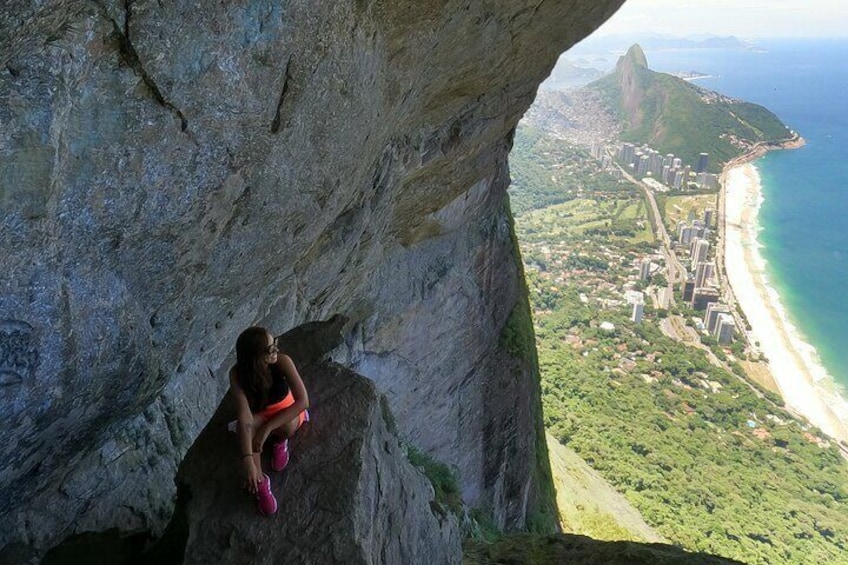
[235, 326, 273, 412]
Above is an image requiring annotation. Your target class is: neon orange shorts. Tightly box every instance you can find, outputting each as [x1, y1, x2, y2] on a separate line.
[258, 391, 308, 428]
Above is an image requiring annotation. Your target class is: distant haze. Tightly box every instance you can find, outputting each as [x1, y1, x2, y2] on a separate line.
[594, 0, 848, 39]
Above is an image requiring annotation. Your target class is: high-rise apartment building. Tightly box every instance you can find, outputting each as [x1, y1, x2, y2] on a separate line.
[705, 302, 730, 333]
[691, 287, 721, 310]
[637, 154, 650, 176]
[692, 240, 710, 263]
[694, 261, 714, 288]
[679, 224, 696, 245]
[682, 279, 695, 302]
[716, 314, 736, 344]
[639, 258, 651, 280]
[619, 143, 636, 164]
[632, 302, 644, 324]
[696, 152, 709, 173]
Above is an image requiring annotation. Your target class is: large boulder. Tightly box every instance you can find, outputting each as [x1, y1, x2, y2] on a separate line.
[175, 361, 461, 565]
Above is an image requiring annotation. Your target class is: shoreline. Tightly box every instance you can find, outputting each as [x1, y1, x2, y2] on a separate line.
[720, 138, 848, 446]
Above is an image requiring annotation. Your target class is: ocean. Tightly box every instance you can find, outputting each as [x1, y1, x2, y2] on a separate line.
[646, 39, 848, 391]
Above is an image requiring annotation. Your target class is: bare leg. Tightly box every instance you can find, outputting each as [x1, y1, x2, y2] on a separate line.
[270, 415, 301, 441]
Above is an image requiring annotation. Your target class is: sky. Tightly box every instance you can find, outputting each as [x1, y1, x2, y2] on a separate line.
[593, 0, 848, 39]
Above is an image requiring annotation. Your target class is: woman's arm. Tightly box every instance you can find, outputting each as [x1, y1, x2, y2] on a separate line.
[230, 369, 263, 492]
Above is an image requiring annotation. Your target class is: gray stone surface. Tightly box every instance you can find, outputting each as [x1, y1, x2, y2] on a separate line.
[177, 361, 461, 565]
[0, 0, 625, 557]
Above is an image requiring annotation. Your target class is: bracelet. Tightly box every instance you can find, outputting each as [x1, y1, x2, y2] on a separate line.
[241, 453, 253, 459]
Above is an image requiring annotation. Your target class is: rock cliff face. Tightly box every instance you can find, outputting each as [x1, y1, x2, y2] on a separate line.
[0, 0, 624, 558]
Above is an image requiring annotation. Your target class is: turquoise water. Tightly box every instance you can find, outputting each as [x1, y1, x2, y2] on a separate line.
[648, 40, 848, 387]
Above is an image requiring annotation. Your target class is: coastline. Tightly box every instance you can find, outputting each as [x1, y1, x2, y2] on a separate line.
[720, 140, 848, 445]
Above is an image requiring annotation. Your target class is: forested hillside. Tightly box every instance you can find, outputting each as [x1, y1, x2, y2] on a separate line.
[588, 44, 792, 172]
[509, 126, 848, 565]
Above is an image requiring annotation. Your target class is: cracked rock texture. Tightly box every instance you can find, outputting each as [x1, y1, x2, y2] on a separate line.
[0, 0, 624, 558]
[175, 361, 461, 565]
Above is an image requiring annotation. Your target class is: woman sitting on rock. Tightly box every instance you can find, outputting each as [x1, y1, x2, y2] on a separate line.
[230, 326, 310, 516]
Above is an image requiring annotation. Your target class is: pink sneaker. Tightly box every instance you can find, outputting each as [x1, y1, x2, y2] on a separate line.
[271, 439, 290, 472]
[256, 474, 277, 516]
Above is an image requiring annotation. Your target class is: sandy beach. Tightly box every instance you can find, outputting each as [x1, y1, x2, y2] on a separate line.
[723, 163, 848, 444]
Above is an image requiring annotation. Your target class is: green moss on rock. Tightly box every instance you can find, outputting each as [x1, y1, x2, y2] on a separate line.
[407, 445, 463, 517]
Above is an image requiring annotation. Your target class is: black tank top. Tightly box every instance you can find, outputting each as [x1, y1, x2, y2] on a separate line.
[267, 363, 290, 405]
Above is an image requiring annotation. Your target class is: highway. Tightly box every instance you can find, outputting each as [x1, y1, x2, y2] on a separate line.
[614, 162, 686, 308]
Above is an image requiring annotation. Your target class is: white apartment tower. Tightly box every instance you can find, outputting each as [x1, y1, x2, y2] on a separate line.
[640, 258, 651, 280]
[715, 314, 736, 345]
[693, 240, 710, 263]
[705, 302, 730, 333]
[694, 261, 714, 288]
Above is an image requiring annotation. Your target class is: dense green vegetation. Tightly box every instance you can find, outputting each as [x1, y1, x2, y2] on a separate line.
[510, 124, 635, 214]
[406, 444, 463, 516]
[531, 292, 848, 565]
[590, 46, 792, 173]
[509, 125, 848, 565]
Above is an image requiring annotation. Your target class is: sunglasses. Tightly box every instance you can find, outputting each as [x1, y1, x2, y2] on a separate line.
[265, 342, 279, 355]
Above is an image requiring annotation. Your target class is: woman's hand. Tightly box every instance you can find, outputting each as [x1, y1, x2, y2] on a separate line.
[252, 423, 271, 454]
[242, 456, 263, 494]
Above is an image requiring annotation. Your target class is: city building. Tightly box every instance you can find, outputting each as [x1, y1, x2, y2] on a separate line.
[618, 143, 636, 164]
[691, 287, 721, 310]
[625, 290, 645, 305]
[678, 224, 696, 245]
[639, 258, 651, 280]
[705, 302, 730, 333]
[694, 261, 714, 288]
[637, 154, 650, 176]
[704, 209, 714, 228]
[632, 302, 644, 324]
[715, 313, 736, 344]
[661, 165, 671, 184]
[692, 239, 710, 263]
[689, 237, 700, 256]
[682, 279, 695, 302]
[697, 153, 709, 173]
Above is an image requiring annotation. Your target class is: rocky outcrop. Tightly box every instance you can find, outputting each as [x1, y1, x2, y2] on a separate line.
[464, 533, 746, 565]
[175, 361, 461, 565]
[36, 359, 461, 565]
[0, 0, 625, 558]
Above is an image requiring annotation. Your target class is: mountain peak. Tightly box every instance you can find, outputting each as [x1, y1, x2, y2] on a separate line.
[620, 43, 648, 69]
